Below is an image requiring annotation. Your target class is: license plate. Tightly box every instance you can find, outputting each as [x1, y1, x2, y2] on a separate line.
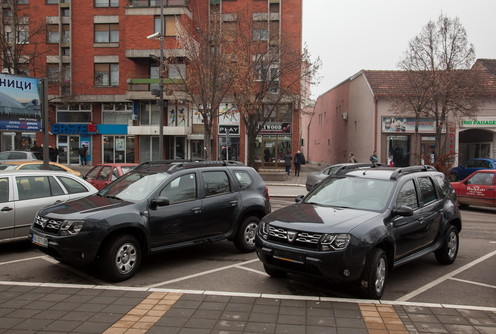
[273, 249, 305, 264]
[32, 234, 48, 248]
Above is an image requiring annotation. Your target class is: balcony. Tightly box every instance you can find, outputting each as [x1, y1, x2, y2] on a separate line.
[125, 76, 188, 101]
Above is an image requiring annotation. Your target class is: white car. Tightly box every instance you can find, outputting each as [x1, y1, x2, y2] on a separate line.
[0, 170, 98, 244]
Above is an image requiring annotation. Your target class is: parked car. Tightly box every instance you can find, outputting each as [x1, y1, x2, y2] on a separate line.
[256, 165, 462, 299]
[305, 163, 384, 191]
[0, 161, 81, 177]
[0, 150, 41, 163]
[0, 170, 98, 244]
[30, 160, 271, 281]
[451, 169, 495, 208]
[83, 163, 138, 190]
[449, 158, 496, 181]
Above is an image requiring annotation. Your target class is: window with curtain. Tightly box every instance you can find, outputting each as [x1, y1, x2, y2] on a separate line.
[94, 63, 119, 86]
[95, 23, 119, 43]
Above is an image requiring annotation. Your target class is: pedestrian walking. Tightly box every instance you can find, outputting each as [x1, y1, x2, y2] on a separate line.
[284, 151, 292, 175]
[78, 145, 88, 166]
[294, 151, 305, 176]
[349, 152, 357, 163]
[369, 150, 378, 165]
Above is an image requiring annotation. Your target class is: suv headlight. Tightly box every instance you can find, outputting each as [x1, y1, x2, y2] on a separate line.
[321, 233, 351, 251]
[59, 220, 85, 236]
[258, 221, 269, 239]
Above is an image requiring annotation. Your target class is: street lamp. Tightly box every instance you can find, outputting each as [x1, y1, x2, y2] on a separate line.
[146, 1, 165, 160]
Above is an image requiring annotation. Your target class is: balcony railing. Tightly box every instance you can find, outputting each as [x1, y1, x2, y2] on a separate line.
[127, 77, 186, 92]
[128, 0, 189, 7]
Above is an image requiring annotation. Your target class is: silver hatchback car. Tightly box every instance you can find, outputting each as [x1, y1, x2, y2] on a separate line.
[0, 170, 98, 244]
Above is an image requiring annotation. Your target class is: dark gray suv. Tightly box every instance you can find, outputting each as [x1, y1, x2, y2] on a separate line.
[256, 165, 461, 299]
[30, 160, 270, 281]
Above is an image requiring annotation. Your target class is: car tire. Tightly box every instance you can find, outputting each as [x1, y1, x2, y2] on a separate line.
[435, 225, 459, 264]
[99, 234, 141, 282]
[449, 173, 458, 182]
[234, 216, 260, 253]
[359, 248, 388, 299]
[263, 264, 287, 278]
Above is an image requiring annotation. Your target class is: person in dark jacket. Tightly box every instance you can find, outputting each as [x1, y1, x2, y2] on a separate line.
[284, 151, 292, 175]
[293, 151, 304, 176]
[78, 145, 88, 166]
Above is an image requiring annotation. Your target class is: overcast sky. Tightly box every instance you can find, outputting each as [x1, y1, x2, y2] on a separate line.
[303, 0, 496, 98]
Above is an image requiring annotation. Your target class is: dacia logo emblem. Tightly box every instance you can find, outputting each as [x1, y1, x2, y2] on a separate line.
[287, 231, 296, 242]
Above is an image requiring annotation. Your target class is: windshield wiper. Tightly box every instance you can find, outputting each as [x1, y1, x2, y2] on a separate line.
[103, 195, 123, 200]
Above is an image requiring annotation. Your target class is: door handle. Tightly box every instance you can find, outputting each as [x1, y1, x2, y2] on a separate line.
[229, 200, 237, 207]
[1, 206, 13, 212]
[191, 207, 201, 214]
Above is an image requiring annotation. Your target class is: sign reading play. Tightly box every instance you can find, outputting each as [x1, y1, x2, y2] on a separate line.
[0, 74, 41, 131]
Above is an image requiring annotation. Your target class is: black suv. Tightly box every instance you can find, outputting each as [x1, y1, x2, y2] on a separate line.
[255, 165, 461, 299]
[30, 160, 270, 281]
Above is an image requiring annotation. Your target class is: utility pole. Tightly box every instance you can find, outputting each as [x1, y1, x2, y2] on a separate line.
[158, 0, 165, 160]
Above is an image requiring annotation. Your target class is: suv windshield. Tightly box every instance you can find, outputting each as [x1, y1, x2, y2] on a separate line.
[99, 171, 169, 202]
[304, 176, 395, 211]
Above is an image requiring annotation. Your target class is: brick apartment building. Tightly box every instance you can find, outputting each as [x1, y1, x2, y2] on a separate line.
[0, 0, 302, 166]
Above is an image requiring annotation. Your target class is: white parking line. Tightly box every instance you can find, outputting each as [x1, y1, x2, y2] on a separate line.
[145, 259, 259, 289]
[0, 255, 48, 266]
[234, 265, 268, 276]
[449, 277, 496, 289]
[397, 249, 496, 302]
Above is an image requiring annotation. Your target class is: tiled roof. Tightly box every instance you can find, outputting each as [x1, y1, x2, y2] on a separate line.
[362, 65, 496, 98]
[473, 59, 496, 76]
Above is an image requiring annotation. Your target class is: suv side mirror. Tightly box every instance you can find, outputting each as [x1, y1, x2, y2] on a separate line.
[150, 197, 170, 209]
[295, 195, 305, 203]
[393, 206, 414, 217]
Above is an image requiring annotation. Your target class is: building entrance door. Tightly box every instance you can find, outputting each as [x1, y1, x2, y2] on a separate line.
[57, 135, 80, 165]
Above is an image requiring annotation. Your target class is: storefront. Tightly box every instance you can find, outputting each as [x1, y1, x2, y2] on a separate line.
[218, 104, 240, 161]
[255, 122, 292, 165]
[458, 117, 496, 163]
[381, 117, 443, 167]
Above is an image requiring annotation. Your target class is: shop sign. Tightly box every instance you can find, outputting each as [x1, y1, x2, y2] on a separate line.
[52, 123, 98, 135]
[219, 125, 239, 135]
[447, 122, 456, 156]
[382, 117, 444, 133]
[258, 122, 291, 134]
[460, 117, 496, 128]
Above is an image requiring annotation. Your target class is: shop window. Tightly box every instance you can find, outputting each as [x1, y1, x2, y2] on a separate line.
[56, 103, 92, 123]
[102, 103, 133, 124]
[103, 136, 135, 163]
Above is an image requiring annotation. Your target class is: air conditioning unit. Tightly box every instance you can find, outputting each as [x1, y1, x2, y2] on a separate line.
[342, 112, 348, 120]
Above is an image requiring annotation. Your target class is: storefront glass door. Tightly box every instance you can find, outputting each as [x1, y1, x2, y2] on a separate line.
[57, 135, 80, 165]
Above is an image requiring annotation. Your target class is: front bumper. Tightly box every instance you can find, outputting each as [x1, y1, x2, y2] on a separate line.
[29, 228, 102, 266]
[255, 236, 369, 282]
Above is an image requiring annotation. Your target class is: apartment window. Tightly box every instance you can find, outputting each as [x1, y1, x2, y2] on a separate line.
[47, 64, 60, 82]
[102, 103, 133, 124]
[17, 0, 29, 4]
[61, 8, 70, 16]
[154, 16, 177, 37]
[47, 25, 59, 43]
[61, 47, 70, 56]
[62, 25, 70, 43]
[95, 0, 118, 7]
[95, 63, 119, 86]
[56, 104, 92, 123]
[16, 25, 29, 44]
[95, 23, 119, 43]
[46, 0, 59, 3]
[253, 21, 268, 41]
[168, 63, 185, 79]
[269, 3, 279, 13]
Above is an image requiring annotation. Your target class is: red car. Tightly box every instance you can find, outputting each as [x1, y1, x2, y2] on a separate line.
[451, 169, 495, 208]
[83, 163, 137, 190]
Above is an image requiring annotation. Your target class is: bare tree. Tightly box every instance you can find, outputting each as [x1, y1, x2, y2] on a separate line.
[396, 13, 483, 160]
[228, 9, 319, 167]
[0, 0, 48, 75]
[171, 11, 237, 160]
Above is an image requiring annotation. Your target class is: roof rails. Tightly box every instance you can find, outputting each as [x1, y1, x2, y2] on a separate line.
[134, 159, 245, 173]
[390, 165, 437, 180]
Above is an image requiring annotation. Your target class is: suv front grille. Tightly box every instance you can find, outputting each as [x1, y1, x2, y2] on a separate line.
[267, 226, 322, 250]
[33, 215, 61, 235]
